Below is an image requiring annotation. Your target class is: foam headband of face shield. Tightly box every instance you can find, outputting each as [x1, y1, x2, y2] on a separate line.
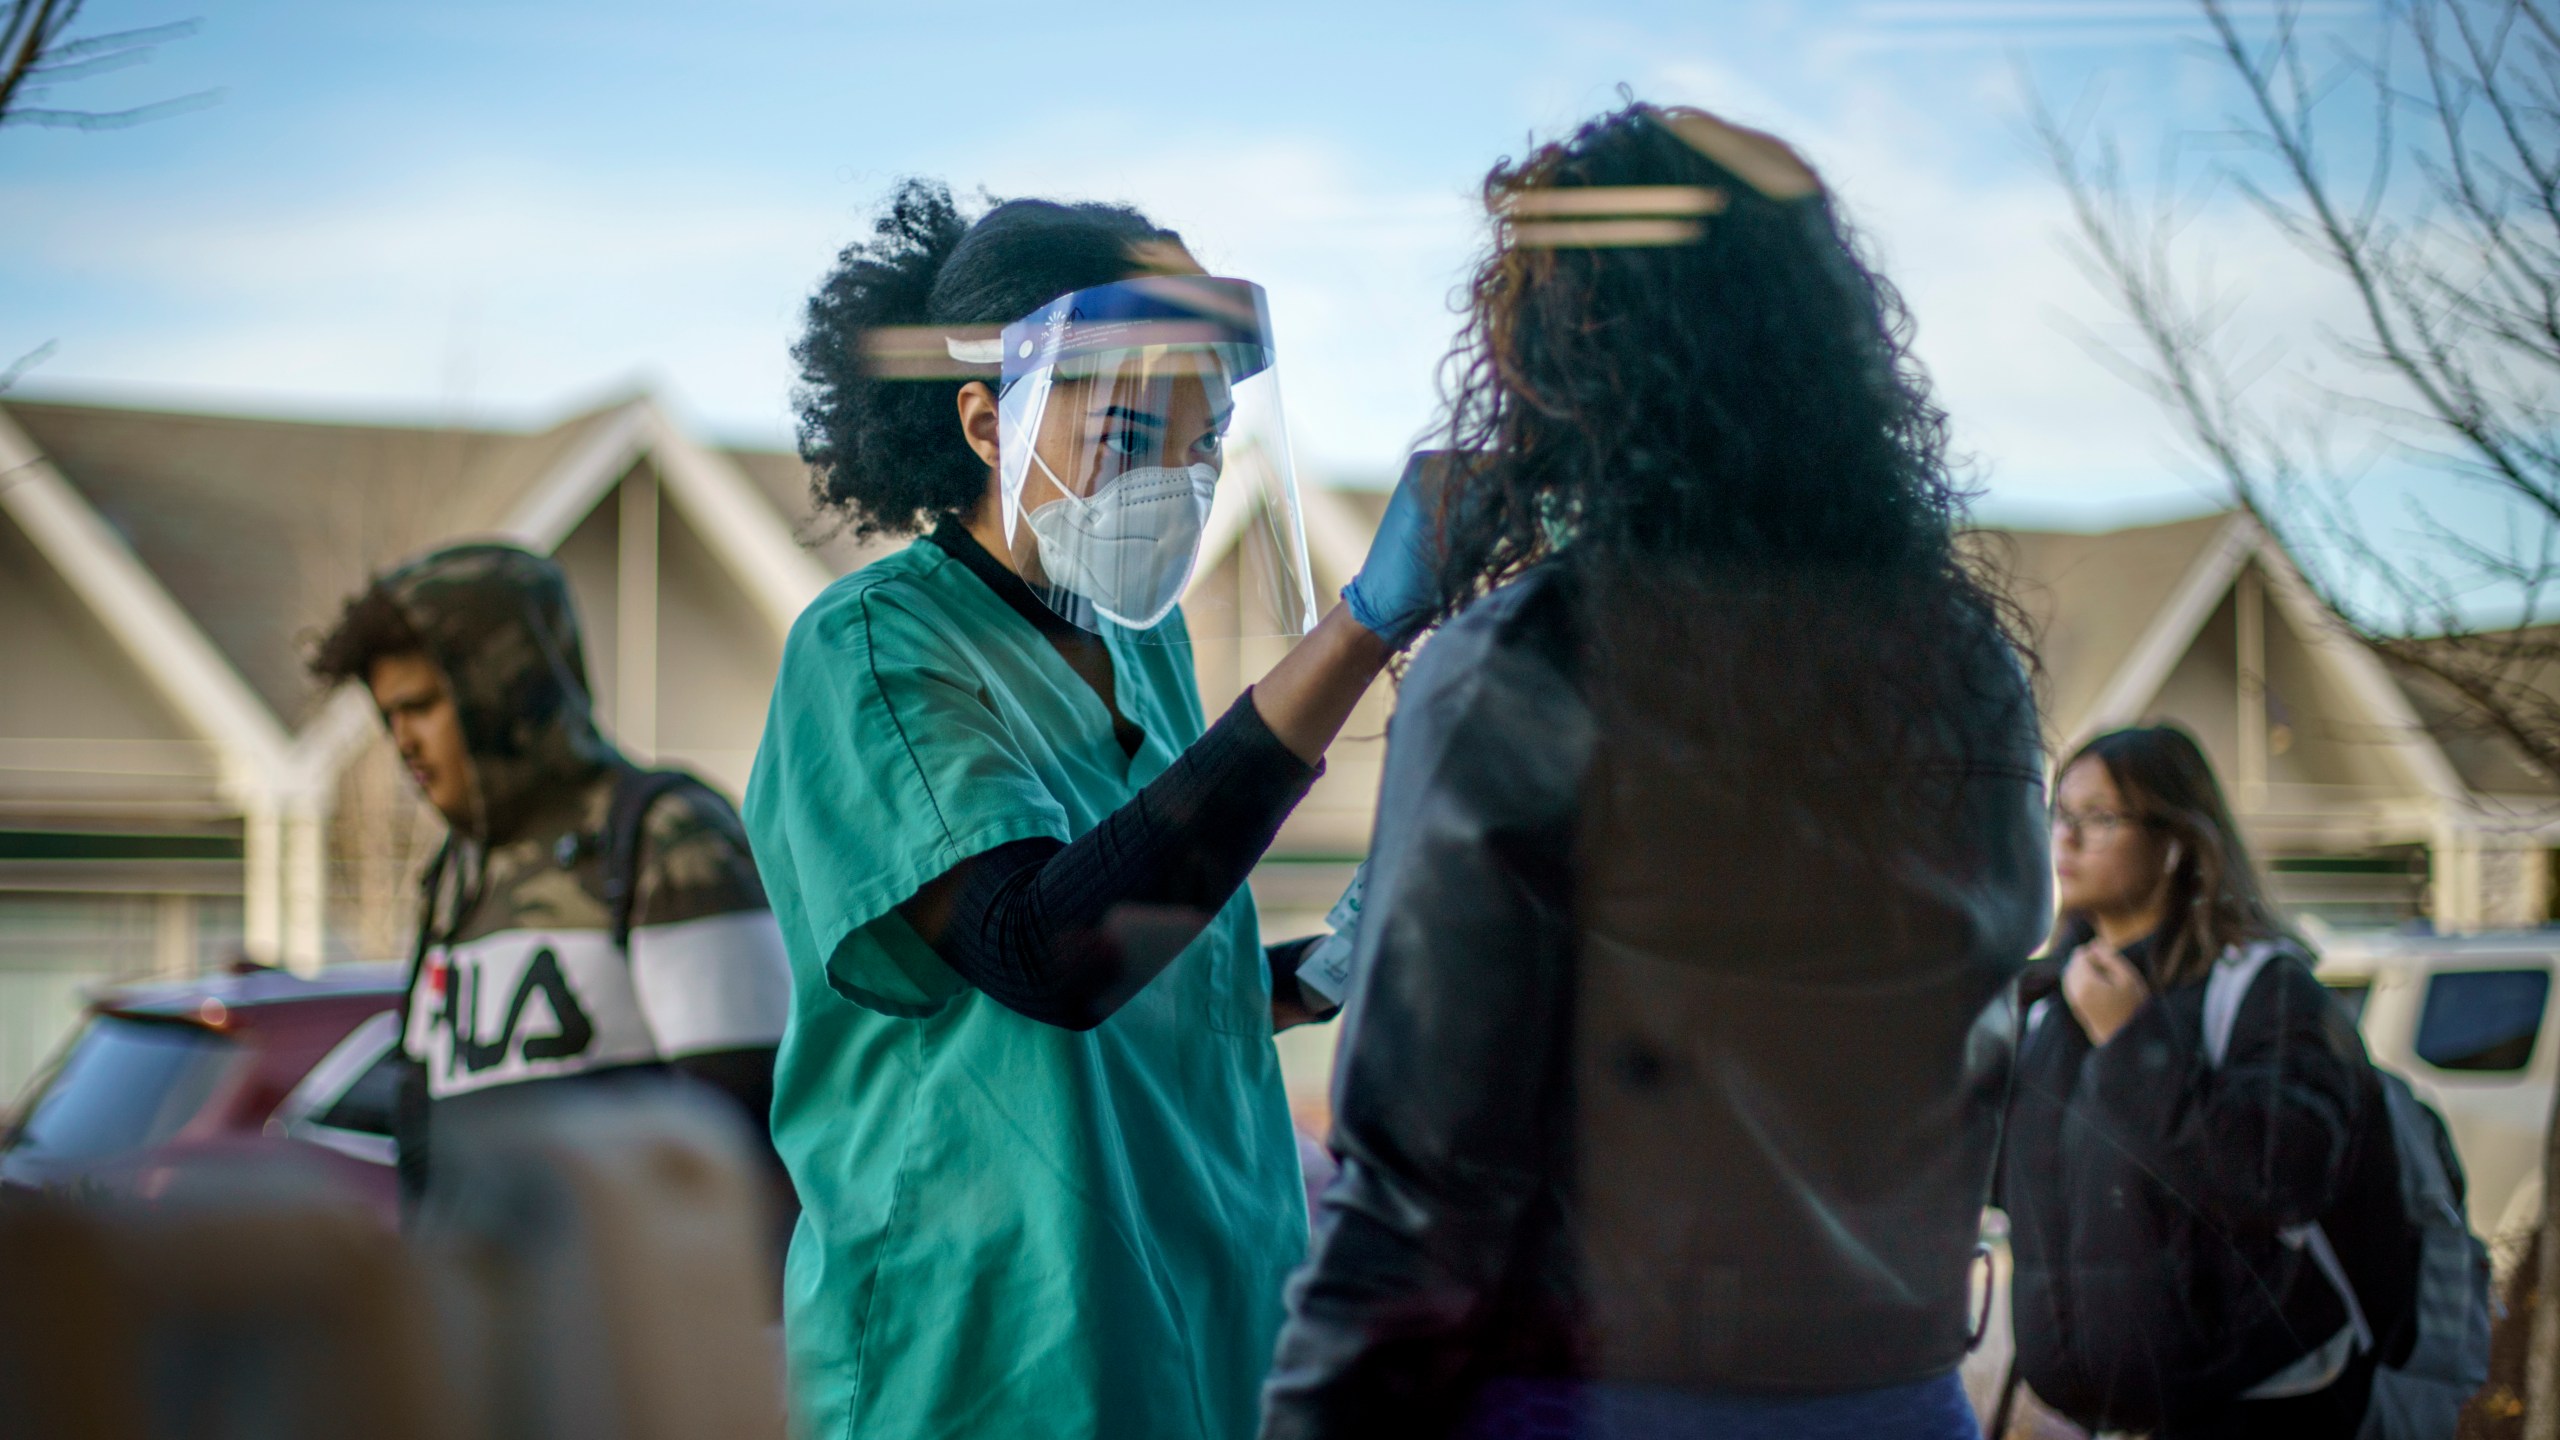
[998, 276, 1274, 389]
[856, 275, 1275, 384]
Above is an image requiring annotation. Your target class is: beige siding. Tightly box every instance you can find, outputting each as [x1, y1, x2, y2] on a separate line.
[324, 731, 443, 964]
[554, 479, 626, 735]
[0, 508, 223, 822]
[0, 893, 245, 1107]
[655, 497, 783, 799]
[2263, 577, 2407, 794]
[2145, 587, 2245, 776]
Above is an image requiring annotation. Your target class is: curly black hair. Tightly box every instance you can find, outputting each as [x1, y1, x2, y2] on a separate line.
[309, 583, 425, 688]
[1430, 101, 2039, 844]
[791, 180, 1182, 539]
[1431, 102, 1981, 608]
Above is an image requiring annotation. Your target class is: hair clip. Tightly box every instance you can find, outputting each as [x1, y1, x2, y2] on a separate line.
[1506, 218, 1708, 248]
[1503, 186, 1730, 219]
[1651, 108, 1822, 201]
[1499, 186, 1728, 248]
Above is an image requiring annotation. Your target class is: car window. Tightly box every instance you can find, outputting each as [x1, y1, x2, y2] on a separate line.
[2414, 967, 2551, 1073]
[312, 1048, 403, 1137]
[1, 1015, 235, 1166]
[2322, 980, 2372, 1027]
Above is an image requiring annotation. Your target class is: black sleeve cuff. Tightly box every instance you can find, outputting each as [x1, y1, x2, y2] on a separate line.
[1267, 935, 1330, 1018]
[924, 690, 1324, 1031]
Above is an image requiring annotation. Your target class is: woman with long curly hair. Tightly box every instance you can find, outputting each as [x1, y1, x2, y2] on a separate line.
[1259, 103, 2052, 1439]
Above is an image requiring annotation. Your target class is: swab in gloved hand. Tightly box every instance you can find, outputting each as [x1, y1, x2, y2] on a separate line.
[1294, 863, 1368, 1012]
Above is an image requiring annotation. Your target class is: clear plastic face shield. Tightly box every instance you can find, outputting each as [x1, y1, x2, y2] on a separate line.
[986, 276, 1316, 643]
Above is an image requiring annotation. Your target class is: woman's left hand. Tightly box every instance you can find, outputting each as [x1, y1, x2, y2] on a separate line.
[2063, 939, 2150, 1047]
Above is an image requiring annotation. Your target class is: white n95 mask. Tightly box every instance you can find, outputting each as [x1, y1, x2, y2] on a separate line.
[991, 274, 1317, 646]
[1023, 460, 1218, 631]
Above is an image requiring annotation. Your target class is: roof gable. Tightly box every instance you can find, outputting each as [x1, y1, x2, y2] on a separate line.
[716, 445, 904, 576]
[1977, 512, 2238, 740]
[7, 397, 632, 727]
[0, 505, 226, 817]
[2382, 628, 2560, 798]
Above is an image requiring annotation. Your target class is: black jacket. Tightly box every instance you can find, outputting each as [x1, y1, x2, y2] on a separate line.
[2000, 935, 2387, 1431]
[1260, 563, 2051, 1438]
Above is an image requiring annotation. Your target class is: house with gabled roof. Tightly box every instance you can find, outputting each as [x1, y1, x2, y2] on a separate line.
[1991, 510, 2560, 930]
[6, 390, 2558, 1103]
[0, 391, 892, 1092]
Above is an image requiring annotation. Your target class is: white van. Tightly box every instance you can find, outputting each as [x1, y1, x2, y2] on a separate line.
[2310, 926, 2555, 1251]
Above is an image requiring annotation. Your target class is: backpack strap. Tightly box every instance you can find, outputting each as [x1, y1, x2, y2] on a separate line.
[2201, 937, 2379, 1370]
[602, 768, 699, 952]
[2203, 939, 2285, 1067]
[397, 837, 455, 1039]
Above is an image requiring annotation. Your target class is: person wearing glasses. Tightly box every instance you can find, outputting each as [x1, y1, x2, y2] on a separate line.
[1999, 724, 2396, 1438]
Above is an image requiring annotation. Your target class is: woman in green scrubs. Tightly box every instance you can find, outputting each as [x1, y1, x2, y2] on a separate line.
[747, 183, 1437, 1439]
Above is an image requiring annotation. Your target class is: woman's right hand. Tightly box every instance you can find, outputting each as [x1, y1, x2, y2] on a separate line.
[2063, 939, 2151, 1046]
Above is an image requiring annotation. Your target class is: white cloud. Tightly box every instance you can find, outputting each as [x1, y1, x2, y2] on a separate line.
[1, 35, 2379, 532]
[9, 140, 1485, 469]
[937, 124, 1488, 478]
[8, 163, 850, 438]
[1630, 43, 2372, 524]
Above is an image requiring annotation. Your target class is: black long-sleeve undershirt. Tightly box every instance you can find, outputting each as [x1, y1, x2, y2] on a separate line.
[919, 521, 1325, 1030]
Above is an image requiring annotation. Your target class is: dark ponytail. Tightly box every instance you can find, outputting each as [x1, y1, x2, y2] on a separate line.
[791, 179, 1182, 539]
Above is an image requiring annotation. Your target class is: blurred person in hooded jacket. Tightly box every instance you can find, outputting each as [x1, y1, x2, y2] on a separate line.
[1258, 102, 2051, 1440]
[309, 544, 796, 1239]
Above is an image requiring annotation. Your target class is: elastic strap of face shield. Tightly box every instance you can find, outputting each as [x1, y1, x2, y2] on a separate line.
[996, 365, 1053, 546]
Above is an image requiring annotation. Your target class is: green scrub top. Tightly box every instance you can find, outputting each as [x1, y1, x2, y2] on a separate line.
[745, 537, 1306, 1440]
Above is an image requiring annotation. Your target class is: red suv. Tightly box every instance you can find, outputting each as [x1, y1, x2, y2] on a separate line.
[0, 961, 407, 1224]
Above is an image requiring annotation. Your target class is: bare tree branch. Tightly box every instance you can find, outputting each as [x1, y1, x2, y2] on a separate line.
[0, 2, 208, 131]
[2033, 7, 2560, 1424]
[0, 339, 54, 392]
[0, 0, 70, 123]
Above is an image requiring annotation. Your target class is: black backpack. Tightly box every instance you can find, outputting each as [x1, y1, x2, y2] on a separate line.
[2343, 1073, 2494, 1439]
[2201, 945, 2492, 1439]
[407, 766, 704, 969]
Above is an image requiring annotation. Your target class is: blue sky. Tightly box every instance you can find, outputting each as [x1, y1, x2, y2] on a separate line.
[2, 0, 2382, 527]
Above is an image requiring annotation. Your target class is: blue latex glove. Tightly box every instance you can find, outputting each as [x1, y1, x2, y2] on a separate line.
[1341, 449, 1450, 648]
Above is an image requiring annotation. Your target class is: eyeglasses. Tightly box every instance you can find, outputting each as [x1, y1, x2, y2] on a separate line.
[2050, 807, 2152, 843]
